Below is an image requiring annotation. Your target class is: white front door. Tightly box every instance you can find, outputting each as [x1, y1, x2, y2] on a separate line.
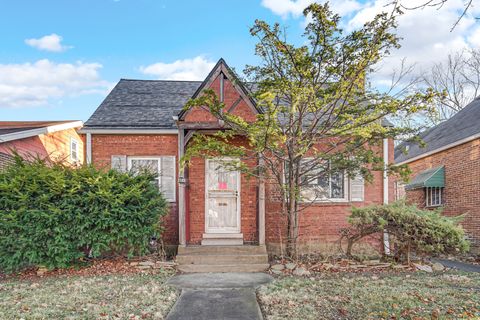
[205, 159, 240, 233]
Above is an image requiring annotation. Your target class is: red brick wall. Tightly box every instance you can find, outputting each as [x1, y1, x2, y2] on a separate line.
[403, 138, 480, 248]
[261, 140, 391, 255]
[264, 139, 393, 255]
[89, 132, 393, 253]
[405, 189, 425, 208]
[265, 167, 388, 255]
[90, 134, 179, 244]
[184, 73, 257, 123]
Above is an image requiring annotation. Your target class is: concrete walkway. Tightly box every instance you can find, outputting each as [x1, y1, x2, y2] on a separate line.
[433, 258, 480, 273]
[166, 273, 273, 320]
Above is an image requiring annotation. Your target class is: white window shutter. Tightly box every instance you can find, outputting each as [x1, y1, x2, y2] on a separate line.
[160, 156, 176, 202]
[111, 155, 127, 172]
[350, 175, 364, 202]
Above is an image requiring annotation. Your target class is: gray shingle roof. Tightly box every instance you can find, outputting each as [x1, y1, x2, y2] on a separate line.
[395, 97, 480, 163]
[85, 76, 395, 130]
[85, 79, 202, 128]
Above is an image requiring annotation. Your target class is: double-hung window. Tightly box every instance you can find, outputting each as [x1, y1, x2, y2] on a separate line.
[70, 138, 79, 162]
[300, 160, 347, 202]
[127, 156, 176, 202]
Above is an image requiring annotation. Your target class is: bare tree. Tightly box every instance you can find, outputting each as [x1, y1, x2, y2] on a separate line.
[390, 0, 476, 31]
[422, 49, 480, 124]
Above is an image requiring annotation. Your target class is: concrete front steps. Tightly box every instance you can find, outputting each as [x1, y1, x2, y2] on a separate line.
[176, 245, 269, 273]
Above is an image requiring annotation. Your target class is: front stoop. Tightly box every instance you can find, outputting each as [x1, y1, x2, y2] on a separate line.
[176, 245, 269, 273]
[201, 233, 243, 246]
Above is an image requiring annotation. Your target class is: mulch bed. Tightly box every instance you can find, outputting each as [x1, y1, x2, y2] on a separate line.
[270, 255, 421, 276]
[0, 256, 174, 281]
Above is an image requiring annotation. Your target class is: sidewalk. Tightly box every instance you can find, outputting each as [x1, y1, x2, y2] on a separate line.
[166, 273, 273, 320]
[433, 258, 480, 273]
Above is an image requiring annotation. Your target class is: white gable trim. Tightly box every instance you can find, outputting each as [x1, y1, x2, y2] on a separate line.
[0, 121, 83, 143]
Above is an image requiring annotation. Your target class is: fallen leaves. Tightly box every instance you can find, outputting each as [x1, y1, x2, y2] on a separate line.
[1, 271, 178, 319]
[1, 256, 176, 281]
[257, 271, 480, 320]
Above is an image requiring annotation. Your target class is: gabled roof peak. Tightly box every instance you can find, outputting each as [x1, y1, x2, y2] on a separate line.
[178, 58, 260, 120]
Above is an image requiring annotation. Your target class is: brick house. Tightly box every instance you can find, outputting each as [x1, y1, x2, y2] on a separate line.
[395, 97, 480, 251]
[82, 59, 394, 271]
[0, 121, 84, 169]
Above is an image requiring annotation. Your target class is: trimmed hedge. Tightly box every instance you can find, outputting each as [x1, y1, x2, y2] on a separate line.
[0, 156, 168, 272]
[341, 201, 469, 261]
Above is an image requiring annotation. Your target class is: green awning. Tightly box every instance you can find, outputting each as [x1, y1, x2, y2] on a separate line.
[405, 166, 445, 190]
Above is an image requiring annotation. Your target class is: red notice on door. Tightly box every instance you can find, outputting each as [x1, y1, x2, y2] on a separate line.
[218, 182, 227, 190]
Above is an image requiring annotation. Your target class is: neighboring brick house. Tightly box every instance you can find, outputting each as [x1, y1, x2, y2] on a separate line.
[395, 97, 480, 251]
[0, 121, 84, 168]
[82, 59, 394, 265]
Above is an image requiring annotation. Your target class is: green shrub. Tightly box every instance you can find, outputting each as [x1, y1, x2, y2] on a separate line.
[0, 156, 168, 272]
[340, 201, 469, 262]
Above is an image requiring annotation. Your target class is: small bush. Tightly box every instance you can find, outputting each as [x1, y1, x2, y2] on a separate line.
[340, 201, 469, 262]
[0, 156, 168, 272]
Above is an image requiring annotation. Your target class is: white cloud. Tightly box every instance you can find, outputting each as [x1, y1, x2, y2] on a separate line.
[0, 59, 111, 108]
[261, 0, 312, 18]
[467, 25, 480, 48]
[140, 56, 216, 80]
[261, 0, 362, 18]
[25, 34, 72, 52]
[262, 0, 480, 88]
[345, 0, 479, 86]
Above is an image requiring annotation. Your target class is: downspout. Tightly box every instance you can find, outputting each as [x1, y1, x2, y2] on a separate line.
[86, 133, 92, 165]
[177, 125, 187, 246]
[383, 138, 391, 255]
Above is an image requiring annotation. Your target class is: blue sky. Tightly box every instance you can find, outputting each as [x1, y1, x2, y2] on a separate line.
[1, 0, 478, 122]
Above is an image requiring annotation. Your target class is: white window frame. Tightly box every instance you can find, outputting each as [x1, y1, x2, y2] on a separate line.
[70, 137, 79, 162]
[299, 158, 349, 203]
[425, 186, 443, 207]
[127, 156, 176, 202]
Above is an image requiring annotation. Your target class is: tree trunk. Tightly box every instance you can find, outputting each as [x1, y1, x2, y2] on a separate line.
[406, 241, 411, 265]
[346, 239, 354, 257]
[286, 181, 299, 258]
[286, 210, 297, 258]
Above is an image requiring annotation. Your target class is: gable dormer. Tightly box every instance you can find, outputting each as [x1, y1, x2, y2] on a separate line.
[178, 58, 260, 125]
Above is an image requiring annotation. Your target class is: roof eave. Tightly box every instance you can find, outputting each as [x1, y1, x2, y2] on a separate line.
[0, 121, 83, 143]
[79, 127, 178, 134]
[395, 132, 480, 165]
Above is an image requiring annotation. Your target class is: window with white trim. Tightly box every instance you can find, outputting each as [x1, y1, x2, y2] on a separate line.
[70, 138, 79, 162]
[425, 187, 443, 207]
[300, 160, 348, 202]
[127, 156, 176, 202]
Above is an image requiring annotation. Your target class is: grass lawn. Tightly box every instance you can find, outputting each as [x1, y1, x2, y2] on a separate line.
[0, 269, 177, 319]
[258, 271, 480, 320]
